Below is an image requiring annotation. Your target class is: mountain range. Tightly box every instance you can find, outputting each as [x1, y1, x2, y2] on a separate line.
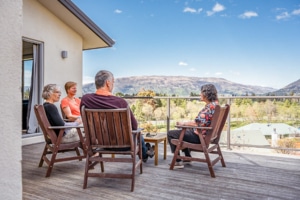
[82, 76, 300, 96]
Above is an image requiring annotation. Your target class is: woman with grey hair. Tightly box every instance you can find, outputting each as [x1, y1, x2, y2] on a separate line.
[42, 84, 82, 143]
[167, 83, 219, 169]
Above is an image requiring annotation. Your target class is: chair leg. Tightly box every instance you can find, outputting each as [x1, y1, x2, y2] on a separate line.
[169, 145, 181, 170]
[217, 145, 226, 167]
[203, 150, 215, 178]
[100, 154, 104, 172]
[138, 142, 143, 174]
[83, 155, 89, 189]
[45, 148, 58, 177]
[38, 144, 48, 167]
[75, 147, 82, 161]
[131, 157, 136, 192]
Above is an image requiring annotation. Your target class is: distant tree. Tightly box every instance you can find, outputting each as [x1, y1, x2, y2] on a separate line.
[115, 92, 124, 97]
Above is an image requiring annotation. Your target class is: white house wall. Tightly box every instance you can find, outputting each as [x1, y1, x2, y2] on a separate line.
[23, 0, 83, 98]
[0, 0, 23, 199]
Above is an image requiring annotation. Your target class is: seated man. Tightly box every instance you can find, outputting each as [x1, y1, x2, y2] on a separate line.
[80, 70, 153, 162]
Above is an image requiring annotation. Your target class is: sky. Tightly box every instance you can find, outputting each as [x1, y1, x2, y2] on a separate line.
[72, 0, 300, 89]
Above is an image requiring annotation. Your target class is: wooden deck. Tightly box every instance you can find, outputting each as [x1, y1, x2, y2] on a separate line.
[22, 142, 300, 200]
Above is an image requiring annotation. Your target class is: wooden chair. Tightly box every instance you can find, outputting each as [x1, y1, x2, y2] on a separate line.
[60, 103, 67, 119]
[34, 104, 87, 177]
[81, 105, 143, 192]
[169, 104, 230, 178]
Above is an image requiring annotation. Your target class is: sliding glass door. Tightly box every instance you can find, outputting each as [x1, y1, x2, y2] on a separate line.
[22, 39, 43, 135]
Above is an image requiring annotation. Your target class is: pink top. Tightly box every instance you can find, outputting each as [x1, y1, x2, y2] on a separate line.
[61, 97, 81, 116]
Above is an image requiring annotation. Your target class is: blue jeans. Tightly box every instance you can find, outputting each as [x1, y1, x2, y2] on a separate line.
[140, 136, 148, 159]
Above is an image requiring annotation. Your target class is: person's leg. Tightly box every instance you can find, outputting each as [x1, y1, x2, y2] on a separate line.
[181, 129, 200, 160]
[167, 129, 183, 162]
[140, 136, 148, 160]
[168, 129, 200, 160]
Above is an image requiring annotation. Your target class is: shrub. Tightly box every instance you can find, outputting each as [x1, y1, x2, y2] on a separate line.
[276, 138, 297, 154]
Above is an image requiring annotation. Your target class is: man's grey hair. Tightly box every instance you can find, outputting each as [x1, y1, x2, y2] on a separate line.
[95, 70, 114, 89]
[42, 84, 60, 100]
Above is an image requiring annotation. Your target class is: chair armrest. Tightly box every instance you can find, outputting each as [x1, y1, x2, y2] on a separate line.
[132, 128, 143, 134]
[48, 125, 84, 129]
[175, 125, 212, 130]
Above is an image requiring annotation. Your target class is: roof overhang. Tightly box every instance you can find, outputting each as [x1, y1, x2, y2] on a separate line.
[38, 0, 115, 50]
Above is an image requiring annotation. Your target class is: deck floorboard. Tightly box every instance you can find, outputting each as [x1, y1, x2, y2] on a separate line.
[22, 143, 300, 200]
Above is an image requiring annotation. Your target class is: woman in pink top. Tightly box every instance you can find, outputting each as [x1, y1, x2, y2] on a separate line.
[61, 81, 81, 122]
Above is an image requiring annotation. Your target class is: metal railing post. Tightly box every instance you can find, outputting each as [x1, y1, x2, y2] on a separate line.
[167, 97, 170, 133]
[227, 98, 231, 150]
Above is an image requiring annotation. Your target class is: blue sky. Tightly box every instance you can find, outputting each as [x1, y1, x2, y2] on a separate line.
[73, 0, 300, 89]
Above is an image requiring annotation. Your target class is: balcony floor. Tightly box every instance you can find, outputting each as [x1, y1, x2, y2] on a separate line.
[22, 142, 300, 200]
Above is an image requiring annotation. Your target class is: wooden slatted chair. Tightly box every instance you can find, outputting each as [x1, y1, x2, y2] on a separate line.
[34, 104, 87, 177]
[60, 103, 67, 119]
[81, 105, 143, 192]
[169, 104, 230, 177]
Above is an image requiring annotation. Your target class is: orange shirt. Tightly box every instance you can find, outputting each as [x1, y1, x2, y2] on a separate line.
[61, 97, 81, 116]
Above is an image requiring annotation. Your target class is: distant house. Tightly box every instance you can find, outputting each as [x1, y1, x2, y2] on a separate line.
[233, 123, 300, 136]
[21, 0, 114, 145]
[220, 130, 270, 146]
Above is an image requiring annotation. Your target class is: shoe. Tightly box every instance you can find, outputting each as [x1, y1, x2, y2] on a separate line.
[142, 154, 148, 163]
[146, 143, 155, 158]
[169, 161, 184, 169]
[147, 149, 155, 158]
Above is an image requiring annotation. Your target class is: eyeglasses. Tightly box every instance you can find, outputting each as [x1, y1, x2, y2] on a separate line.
[54, 91, 61, 94]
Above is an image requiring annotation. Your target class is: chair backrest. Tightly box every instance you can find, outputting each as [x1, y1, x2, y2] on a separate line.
[34, 104, 58, 144]
[81, 105, 134, 151]
[60, 104, 67, 119]
[204, 104, 230, 145]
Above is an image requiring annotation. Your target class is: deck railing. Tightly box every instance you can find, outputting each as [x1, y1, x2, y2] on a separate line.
[124, 95, 300, 154]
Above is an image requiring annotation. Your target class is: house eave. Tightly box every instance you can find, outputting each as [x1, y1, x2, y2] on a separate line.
[38, 0, 115, 50]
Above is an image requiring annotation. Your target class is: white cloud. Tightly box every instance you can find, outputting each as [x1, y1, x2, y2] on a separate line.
[207, 3, 225, 16]
[206, 11, 214, 16]
[183, 7, 196, 13]
[83, 76, 95, 84]
[239, 11, 258, 19]
[114, 9, 122, 14]
[292, 9, 300, 15]
[215, 72, 222, 76]
[189, 68, 196, 71]
[276, 12, 290, 20]
[178, 61, 188, 66]
[213, 3, 225, 12]
[183, 7, 202, 14]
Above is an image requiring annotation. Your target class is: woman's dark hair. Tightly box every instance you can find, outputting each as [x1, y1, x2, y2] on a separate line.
[201, 84, 218, 102]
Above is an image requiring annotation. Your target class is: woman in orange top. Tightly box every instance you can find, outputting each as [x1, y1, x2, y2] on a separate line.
[61, 81, 81, 122]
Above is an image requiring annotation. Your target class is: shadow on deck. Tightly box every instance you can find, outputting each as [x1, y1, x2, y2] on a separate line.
[22, 142, 300, 200]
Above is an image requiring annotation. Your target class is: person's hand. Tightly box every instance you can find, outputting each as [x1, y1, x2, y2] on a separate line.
[176, 122, 184, 126]
[75, 117, 82, 125]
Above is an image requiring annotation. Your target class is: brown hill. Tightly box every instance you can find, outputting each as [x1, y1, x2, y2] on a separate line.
[83, 76, 277, 96]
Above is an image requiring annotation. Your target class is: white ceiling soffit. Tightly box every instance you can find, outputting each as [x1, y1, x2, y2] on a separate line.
[38, 0, 115, 50]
